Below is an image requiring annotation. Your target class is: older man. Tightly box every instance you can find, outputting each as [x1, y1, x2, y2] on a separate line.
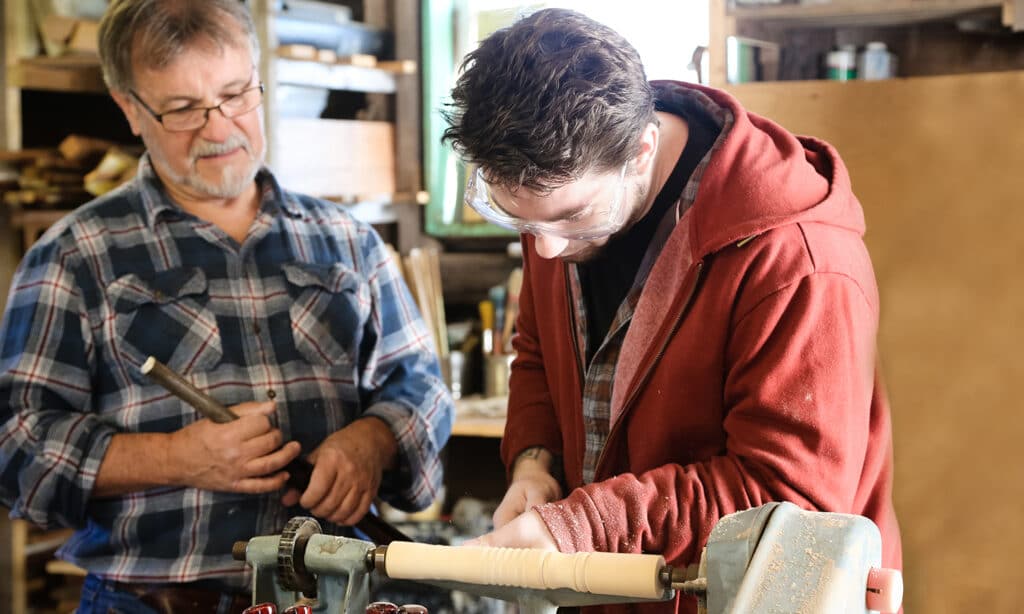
[0, 1, 452, 612]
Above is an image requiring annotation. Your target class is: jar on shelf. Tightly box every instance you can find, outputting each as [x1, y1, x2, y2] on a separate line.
[825, 45, 857, 81]
[858, 41, 896, 80]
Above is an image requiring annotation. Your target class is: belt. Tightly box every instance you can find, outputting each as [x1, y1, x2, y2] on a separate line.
[112, 581, 251, 614]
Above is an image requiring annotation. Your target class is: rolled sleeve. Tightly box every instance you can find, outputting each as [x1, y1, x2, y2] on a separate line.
[0, 242, 107, 529]
[357, 231, 453, 511]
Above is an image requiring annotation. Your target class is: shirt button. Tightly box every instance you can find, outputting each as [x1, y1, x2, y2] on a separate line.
[253, 322, 261, 334]
[267, 389, 276, 399]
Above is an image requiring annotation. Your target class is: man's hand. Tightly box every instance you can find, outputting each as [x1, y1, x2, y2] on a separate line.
[167, 401, 301, 494]
[492, 447, 562, 528]
[465, 509, 558, 551]
[492, 472, 562, 528]
[281, 417, 398, 526]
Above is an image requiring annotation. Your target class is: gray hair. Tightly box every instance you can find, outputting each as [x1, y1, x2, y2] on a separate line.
[98, 0, 261, 93]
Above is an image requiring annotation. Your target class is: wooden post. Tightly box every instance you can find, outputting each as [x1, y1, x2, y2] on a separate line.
[1009, 0, 1024, 30]
[708, 0, 734, 87]
[0, 514, 28, 614]
[251, 0, 277, 167]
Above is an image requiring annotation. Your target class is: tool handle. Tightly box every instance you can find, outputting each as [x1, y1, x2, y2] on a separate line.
[141, 356, 412, 545]
[284, 457, 314, 491]
[141, 356, 237, 423]
[279, 458, 411, 544]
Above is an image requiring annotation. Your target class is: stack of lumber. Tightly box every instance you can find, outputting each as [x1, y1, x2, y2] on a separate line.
[386, 245, 449, 359]
[1, 135, 139, 210]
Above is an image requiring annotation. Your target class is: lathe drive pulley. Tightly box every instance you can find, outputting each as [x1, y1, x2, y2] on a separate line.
[277, 517, 323, 596]
[235, 502, 903, 614]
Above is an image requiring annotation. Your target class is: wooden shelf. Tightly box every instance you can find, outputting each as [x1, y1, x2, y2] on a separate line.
[276, 46, 417, 74]
[13, 57, 105, 94]
[721, 66, 1023, 93]
[451, 416, 506, 438]
[729, 0, 1009, 29]
[452, 395, 507, 438]
[274, 57, 402, 93]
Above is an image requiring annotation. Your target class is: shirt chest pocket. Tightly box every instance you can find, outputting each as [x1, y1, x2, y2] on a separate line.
[108, 268, 223, 384]
[282, 262, 370, 368]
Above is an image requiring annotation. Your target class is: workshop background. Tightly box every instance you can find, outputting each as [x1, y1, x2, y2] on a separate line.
[1, 0, 1022, 612]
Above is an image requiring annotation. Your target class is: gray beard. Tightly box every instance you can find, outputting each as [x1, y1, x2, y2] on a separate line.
[181, 159, 260, 198]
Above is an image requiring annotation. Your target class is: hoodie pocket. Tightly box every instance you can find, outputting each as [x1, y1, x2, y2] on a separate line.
[281, 262, 370, 368]
[108, 268, 223, 384]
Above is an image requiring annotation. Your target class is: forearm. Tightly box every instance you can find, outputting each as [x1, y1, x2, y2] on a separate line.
[92, 432, 176, 498]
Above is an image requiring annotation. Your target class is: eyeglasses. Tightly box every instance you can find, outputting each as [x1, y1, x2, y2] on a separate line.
[464, 162, 630, 240]
[129, 83, 264, 132]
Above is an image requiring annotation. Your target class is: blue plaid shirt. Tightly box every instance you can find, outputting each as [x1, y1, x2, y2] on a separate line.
[0, 156, 453, 587]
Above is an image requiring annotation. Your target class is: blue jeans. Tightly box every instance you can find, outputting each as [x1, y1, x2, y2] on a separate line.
[78, 575, 160, 614]
[78, 574, 248, 614]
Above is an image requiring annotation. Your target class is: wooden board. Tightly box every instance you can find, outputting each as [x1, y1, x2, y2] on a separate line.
[271, 118, 395, 199]
[13, 57, 105, 94]
[728, 0, 1004, 28]
[724, 70, 1024, 613]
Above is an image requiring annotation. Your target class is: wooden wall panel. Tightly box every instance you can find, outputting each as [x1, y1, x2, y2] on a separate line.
[724, 71, 1024, 613]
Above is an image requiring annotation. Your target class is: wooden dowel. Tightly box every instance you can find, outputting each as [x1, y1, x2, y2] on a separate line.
[382, 542, 667, 599]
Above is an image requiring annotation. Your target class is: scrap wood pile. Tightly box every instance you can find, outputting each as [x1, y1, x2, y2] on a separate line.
[1, 135, 141, 210]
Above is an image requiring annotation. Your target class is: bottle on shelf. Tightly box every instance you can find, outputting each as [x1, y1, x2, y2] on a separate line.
[858, 41, 896, 80]
[825, 44, 857, 81]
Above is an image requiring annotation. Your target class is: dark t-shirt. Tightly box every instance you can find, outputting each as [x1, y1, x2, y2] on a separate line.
[578, 105, 719, 364]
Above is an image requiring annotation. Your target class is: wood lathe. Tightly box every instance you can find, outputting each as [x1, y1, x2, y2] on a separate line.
[233, 501, 902, 613]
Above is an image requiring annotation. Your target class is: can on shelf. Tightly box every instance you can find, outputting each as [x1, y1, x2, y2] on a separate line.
[826, 45, 857, 81]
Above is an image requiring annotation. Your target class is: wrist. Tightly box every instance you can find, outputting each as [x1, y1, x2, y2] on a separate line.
[511, 446, 553, 480]
[356, 416, 399, 471]
[157, 430, 184, 486]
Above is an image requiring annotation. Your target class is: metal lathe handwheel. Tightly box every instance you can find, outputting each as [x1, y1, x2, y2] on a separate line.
[277, 516, 322, 595]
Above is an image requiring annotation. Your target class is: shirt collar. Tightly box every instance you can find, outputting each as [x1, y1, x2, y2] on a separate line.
[135, 153, 304, 229]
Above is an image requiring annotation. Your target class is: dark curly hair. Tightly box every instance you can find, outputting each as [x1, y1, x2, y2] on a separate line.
[441, 8, 656, 192]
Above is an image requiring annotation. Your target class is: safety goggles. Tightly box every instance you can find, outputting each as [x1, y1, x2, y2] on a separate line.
[463, 162, 629, 240]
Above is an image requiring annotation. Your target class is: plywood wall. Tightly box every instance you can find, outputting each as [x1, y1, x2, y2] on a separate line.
[724, 71, 1024, 613]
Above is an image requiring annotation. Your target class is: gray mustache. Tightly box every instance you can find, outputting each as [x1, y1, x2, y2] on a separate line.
[191, 134, 251, 158]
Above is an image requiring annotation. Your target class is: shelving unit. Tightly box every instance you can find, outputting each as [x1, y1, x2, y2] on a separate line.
[710, 0, 1024, 84]
[2, 1, 428, 248]
[250, 0, 428, 252]
[709, 2, 1024, 612]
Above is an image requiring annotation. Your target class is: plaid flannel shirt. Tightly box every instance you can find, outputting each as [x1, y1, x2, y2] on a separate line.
[0, 156, 453, 587]
[572, 84, 722, 484]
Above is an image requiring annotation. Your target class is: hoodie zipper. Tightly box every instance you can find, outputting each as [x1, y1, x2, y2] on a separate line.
[592, 261, 704, 480]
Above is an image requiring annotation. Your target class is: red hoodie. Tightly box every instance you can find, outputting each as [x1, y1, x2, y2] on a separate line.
[502, 81, 901, 613]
